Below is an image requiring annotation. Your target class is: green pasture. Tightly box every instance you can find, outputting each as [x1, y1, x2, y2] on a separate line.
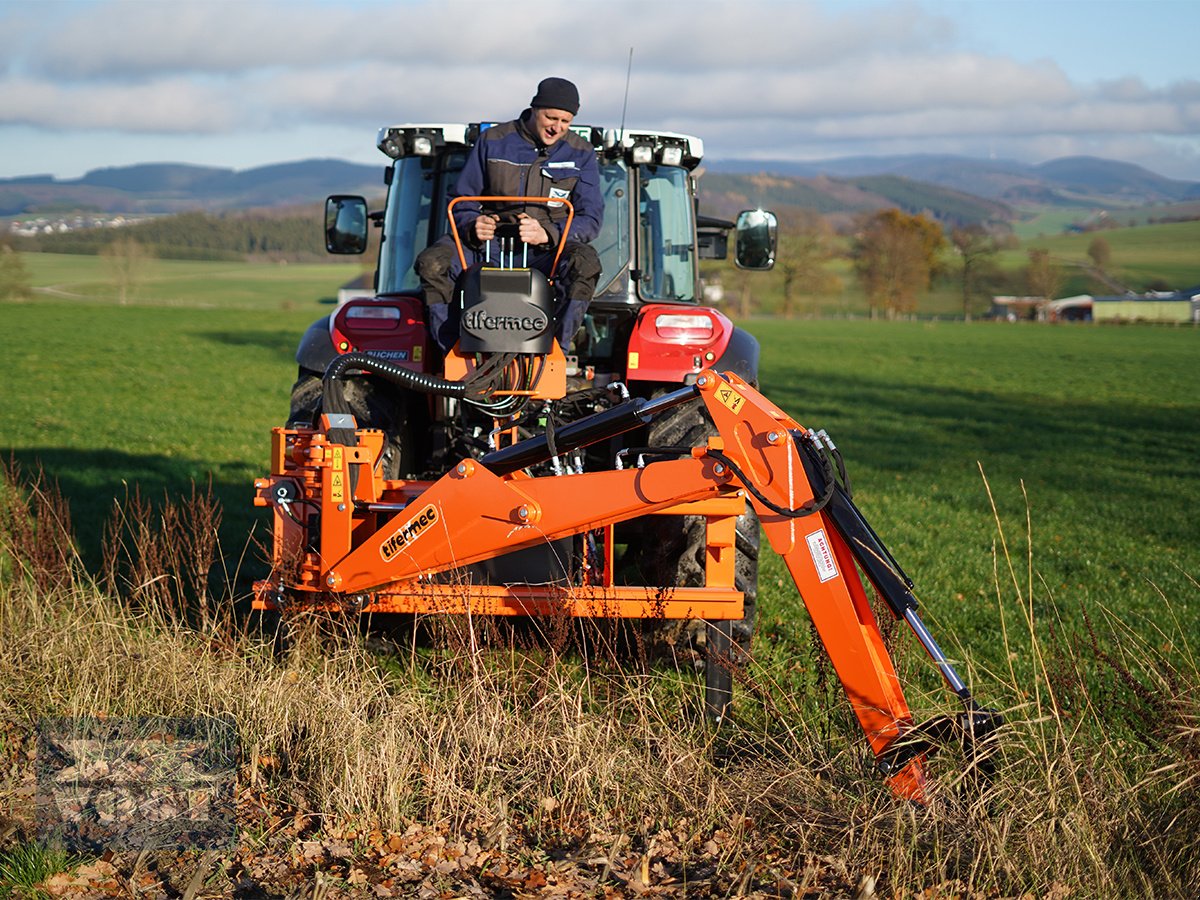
[749, 320, 1199, 708]
[2, 253, 364, 576]
[2, 253, 1198, 688]
[1017, 219, 1200, 292]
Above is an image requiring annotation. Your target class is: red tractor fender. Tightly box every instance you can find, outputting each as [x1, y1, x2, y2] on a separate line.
[328, 294, 431, 370]
[625, 304, 734, 383]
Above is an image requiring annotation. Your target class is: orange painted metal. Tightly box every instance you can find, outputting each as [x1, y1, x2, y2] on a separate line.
[694, 371, 929, 800]
[254, 369, 930, 800]
[447, 195, 576, 274]
[443, 340, 567, 400]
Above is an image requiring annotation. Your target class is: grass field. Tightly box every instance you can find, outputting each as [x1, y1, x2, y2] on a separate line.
[1016, 218, 1200, 293]
[2, 253, 1199, 894]
[2, 254, 367, 573]
[3, 253, 1198, 639]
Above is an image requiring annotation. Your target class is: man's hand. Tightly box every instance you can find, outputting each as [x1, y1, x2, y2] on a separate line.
[473, 214, 499, 242]
[517, 213, 550, 246]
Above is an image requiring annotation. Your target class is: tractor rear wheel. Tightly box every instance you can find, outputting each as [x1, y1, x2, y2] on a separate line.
[289, 368, 413, 480]
[636, 388, 761, 718]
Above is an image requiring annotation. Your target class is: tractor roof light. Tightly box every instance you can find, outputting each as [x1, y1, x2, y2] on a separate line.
[659, 143, 684, 166]
[630, 143, 654, 165]
[377, 127, 444, 158]
[379, 131, 404, 159]
[654, 312, 716, 343]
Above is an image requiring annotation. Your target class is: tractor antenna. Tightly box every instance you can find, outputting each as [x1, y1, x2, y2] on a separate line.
[618, 47, 634, 143]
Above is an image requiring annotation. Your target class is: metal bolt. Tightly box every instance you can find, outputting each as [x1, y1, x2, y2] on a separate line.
[713, 463, 726, 476]
[696, 376, 709, 387]
[337, 503, 346, 512]
[326, 574, 337, 587]
[457, 462, 468, 475]
[517, 505, 529, 521]
[767, 431, 780, 444]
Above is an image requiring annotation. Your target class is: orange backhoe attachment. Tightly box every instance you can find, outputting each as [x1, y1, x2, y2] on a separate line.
[255, 369, 999, 803]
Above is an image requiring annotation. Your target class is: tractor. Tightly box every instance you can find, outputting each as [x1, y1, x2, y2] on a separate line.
[254, 121, 1000, 802]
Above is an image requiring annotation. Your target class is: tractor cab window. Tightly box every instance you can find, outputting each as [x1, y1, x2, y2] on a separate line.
[378, 152, 467, 294]
[637, 165, 695, 302]
[592, 161, 630, 296]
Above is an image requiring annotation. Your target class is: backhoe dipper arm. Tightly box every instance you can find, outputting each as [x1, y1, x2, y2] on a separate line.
[691, 372, 932, 801]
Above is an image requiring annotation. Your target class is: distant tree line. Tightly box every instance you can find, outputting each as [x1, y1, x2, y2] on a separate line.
[703, 206, 1100, 320]
[12, 210, 339, 262]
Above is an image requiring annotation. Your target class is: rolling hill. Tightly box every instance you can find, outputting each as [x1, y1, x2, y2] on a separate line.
[0, 160, 382, 216]
[710, 154, 1200, 209]
[3, 153, 1197, 231]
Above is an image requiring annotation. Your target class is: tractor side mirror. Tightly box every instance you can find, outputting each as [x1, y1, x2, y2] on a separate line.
[734, 209, 777, 271]
[325, 195, 369, 254]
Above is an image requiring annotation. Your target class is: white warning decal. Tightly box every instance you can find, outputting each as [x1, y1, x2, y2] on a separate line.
[805, 529, 839, 582]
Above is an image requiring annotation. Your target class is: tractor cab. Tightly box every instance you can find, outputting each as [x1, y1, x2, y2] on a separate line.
[326, 123, 776, 385]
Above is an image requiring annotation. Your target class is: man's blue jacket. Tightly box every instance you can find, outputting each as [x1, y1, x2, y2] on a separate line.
[451, 111, 603, 248]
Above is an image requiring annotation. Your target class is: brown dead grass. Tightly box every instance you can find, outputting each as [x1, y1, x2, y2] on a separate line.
[1, 462, 1198, 897]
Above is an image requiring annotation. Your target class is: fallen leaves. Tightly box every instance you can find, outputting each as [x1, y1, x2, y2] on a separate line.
[0, 720, 887, 898]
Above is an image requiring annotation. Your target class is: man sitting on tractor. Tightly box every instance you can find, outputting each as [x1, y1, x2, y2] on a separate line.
[415, 77, 604, 352]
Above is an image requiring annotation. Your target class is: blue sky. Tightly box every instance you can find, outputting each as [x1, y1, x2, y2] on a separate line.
[2, 0, 1198, 180]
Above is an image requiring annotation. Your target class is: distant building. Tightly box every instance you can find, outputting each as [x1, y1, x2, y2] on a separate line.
[1092, 289, 1198, 324]
[989, 296, 1045, 321]
[1044, 295, 1093, 322]
[991, 286, 1200, 324]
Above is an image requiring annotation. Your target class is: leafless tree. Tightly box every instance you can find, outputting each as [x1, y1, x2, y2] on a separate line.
[950, 225, 1001, 321]
[1087, 236, 1112, 271]
[1025, 248, 1064, 301]
[101, 236, 153, 305]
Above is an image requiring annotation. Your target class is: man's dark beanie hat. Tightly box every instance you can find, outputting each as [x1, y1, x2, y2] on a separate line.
[531, 77, 580, 114]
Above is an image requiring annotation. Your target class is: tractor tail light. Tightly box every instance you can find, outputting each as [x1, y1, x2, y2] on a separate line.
[343, 305, 402, 331]
[654, 313, 715, 343]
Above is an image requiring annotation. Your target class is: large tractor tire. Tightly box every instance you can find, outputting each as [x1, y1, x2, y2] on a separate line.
[636, 389, 761, 718]
[289, 369, 413, 480]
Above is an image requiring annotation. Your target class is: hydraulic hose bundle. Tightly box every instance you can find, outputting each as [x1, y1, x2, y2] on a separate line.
[318, 350, 538, 445]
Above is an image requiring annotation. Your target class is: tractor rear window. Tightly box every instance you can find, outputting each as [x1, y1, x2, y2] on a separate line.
[377, 152, 467, 294]
[638, 166, 695, 302]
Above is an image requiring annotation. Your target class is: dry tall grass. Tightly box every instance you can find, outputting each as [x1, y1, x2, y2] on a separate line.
[1, 462, 1197, 896]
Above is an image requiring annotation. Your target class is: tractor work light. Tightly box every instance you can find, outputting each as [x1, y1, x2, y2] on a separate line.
[377, 127, 445, 159]
[630, 143, 654, 164]
[654, 313, 715, 343]
[659, 144, 684, 166]
[379, 134, 403, 159]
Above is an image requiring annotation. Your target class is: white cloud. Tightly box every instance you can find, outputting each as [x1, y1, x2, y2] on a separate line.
[1, 0, 1198, 178]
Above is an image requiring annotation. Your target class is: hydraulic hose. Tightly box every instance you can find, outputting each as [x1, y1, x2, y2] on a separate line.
[320, 353, 474, 478]
[323, 351, 468, 398]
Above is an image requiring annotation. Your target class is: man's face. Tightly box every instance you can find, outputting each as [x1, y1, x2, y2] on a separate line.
[531, 107, 574, 146]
